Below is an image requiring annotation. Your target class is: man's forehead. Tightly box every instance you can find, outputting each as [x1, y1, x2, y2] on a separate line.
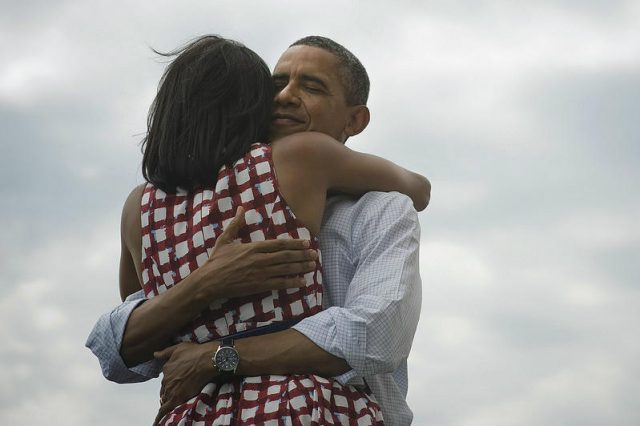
[273, 45, 340, 77]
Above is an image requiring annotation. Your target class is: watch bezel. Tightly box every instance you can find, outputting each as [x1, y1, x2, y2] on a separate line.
[213, 342, 239, 373]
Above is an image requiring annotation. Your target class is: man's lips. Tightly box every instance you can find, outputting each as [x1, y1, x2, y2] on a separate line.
[272, 113, 304, 126]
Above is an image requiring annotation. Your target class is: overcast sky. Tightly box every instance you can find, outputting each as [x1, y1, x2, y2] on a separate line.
[1, 1, 639, 424]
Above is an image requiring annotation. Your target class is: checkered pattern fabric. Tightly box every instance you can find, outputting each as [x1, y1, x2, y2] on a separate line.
[140, 144, 323, 342]
[140, 143, 384, 425]
[160, 375, 383, 426]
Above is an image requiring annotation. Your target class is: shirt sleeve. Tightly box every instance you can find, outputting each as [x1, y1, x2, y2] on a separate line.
[85, 290, 162, 383]
[293, 193, 422, 382]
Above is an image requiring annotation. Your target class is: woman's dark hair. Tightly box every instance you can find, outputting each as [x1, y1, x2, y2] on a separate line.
[141, 35, 274, 192]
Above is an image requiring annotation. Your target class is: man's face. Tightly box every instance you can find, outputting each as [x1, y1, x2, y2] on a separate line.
[271, 45, 352, 142]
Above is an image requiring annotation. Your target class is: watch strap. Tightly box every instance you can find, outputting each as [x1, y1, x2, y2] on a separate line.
[220, 337, 234, 347]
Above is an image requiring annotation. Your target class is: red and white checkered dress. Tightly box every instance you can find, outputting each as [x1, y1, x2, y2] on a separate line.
[141, 143, 384, 425]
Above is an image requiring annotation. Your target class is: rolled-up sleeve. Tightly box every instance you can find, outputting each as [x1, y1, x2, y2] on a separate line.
[294, 193, 422, 382]
[85, 290, 162, 383]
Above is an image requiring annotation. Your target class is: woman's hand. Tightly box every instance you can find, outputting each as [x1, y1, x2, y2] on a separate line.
[153, 341, 219, 426]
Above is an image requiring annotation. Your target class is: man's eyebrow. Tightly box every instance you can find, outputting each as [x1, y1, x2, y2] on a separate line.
[272, 72, 328, 89]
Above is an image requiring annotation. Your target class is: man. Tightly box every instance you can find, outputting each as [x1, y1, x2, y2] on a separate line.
[87, 36, 424, 425]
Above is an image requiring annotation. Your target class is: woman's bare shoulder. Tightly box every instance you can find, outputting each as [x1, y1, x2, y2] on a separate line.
[122, 184, 146, 217]
[121, 183, 146, 239]
[271, 131, 340, 161]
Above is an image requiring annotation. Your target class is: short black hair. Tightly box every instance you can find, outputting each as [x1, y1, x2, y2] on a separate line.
[290, 36, 369, 106]
[141, 35, 274, 193]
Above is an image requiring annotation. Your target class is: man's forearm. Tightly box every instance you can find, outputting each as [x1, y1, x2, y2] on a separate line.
[121, 271, 211, 367]
[121, 236, 317, 367]
[234, 329, 350, 377]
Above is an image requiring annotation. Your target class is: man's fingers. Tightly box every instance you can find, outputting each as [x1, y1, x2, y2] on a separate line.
[215, 206, 246, 247]
[263, 276, 308, 291]
[153, 407, 164, 426]
[154, 395, 178, 425]
[262, 261, 317, 278]
[154, 345, 178, 361]
[153, 406, 163, 426]
[254, 249, 318, 267]
[250, 238, 311, 253]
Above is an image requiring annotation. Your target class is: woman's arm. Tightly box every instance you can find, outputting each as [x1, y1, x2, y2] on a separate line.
[119, 184, 145, 301]
[276, 132, 431, 211]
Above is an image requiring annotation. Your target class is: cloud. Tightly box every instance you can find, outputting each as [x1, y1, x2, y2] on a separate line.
[411, 212, 640, 423]
[0, 217, 162, 424]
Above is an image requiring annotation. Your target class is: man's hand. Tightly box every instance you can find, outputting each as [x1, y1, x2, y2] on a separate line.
[153, 341, 219, 426]
[194, 206, 319, 301]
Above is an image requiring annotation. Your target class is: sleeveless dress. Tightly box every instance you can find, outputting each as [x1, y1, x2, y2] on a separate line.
[140, 143, 384, 425]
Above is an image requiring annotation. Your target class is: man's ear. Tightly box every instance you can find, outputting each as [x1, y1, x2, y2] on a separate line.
[344, 105, 370, 138]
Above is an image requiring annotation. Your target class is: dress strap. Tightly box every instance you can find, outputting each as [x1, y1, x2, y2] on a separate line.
[222, 318, 302, 341]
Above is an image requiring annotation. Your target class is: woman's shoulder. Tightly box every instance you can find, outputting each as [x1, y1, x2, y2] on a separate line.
[272, 131, 337, 148]
[120, 183, 146, 244]
[122, 184, 146, 215]
[271, 132, 340, 163]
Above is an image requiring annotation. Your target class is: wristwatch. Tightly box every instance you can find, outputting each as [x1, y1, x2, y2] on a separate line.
[212, 338, 240, 375]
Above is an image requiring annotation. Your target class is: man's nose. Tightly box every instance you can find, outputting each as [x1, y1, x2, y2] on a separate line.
[274, 83, 300, 106]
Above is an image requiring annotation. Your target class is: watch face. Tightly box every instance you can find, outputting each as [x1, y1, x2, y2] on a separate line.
[215, 346, 239, 372]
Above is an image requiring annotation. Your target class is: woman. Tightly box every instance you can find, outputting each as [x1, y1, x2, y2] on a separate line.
[119, 35, 429, 425]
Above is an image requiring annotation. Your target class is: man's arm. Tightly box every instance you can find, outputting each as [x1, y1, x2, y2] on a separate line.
[151, 327, 351, 423]
[152, 192, 421, 419]
[158, 192, 420, 385]
[235, 193, 421, 379]
[85, 289, 160, 383]
[130, 199, 325, 362]
[292, 192, 421, 379]
[86, 242, 319, 382]
[86, 205, 318, 382]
